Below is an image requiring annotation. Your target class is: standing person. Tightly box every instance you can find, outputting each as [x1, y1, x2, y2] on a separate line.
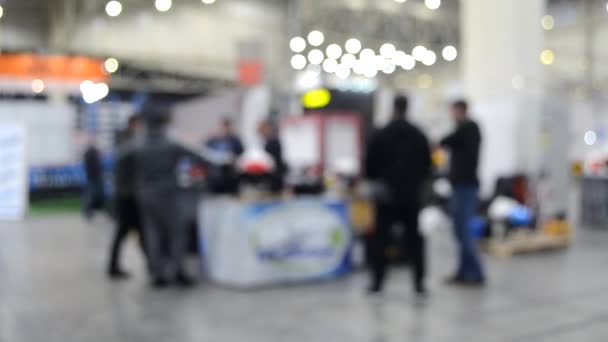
[258, 119, 287, 192]
[107, 115, 145, 280]
[205, 118, 244, 194]
[365, 95, 432, 295]
[83, 142, 106, 220]
[134, 105, 208, 288]
[440, 100, 485, 286]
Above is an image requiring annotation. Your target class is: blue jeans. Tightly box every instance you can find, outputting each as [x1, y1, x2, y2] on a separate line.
[450, 185, 485, 281]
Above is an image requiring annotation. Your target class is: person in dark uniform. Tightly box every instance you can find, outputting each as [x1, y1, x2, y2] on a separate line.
[258, 119, 287, 192]
[205, 118, 244, 194]
[134, 105, 209, 288]
[83, 142, 106, 220]
[107, 115, 145, 280]
[365, 95, 432, 295]
[440, 100, 485, 286]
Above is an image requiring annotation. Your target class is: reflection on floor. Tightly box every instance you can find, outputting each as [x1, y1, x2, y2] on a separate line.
[1, 214, 608, 342]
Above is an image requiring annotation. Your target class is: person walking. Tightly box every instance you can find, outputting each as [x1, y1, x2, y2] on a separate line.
[440, 100, 485, 286]
[134, 104, 208, 288]
[83, 142, 106, 220]
[107, 115, 146, 280]
[365, 95, 432, 295]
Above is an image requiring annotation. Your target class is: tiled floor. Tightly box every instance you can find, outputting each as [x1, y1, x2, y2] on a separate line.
[2, 213, 608, 342]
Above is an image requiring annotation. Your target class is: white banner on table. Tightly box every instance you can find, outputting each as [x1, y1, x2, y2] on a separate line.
[0, 123, 28, 220]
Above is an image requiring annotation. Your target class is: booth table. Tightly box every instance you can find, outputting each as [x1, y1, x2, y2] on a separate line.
[198, 196, 354, 288]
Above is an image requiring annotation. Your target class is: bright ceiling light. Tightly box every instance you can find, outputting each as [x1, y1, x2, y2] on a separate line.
[81, 81, 109, 104]
[31, 79, 45, 94]
[155, 0, 172, 12]
[364, 67, 378, 79]
[291, 54, 307, 70]
[353, 60, 366, 75]
[359, 48, 375, 61]
[540, 49, 555, 65]
[345, 38, 362, 54]
[307, 31, 325, 47]
[374, 56, 388, 71]
[541, 15, 554, 30]
[401, 55, 416, 70]
[104, 58, 119, 73]
[322, 58, 338, 73]
[422, 50, 437, 66]
[442, 46, 458, 61]
[383, 62, 396, 75]
[0, 5, 4, 19]
[585, 131, 597, 146]
[394, 0, 407, 3]
[290, 37, 306, 53]
[425, 0, 441, 10]
[308, 49, 324, 65]
[202, 0, 216, 4]
[340, 54, 356, 68]
[105, 1, 122, 17]
[336, 65, 351, 79]
[392, 51, 407, 66]
[412, 45, 427, 61]
[380, 43, 396, 58]
[326, 44, 343, 60]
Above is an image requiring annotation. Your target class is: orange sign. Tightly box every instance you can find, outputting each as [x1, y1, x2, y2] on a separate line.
[238, 60, 263, 86]
[0, 54, 108, 82]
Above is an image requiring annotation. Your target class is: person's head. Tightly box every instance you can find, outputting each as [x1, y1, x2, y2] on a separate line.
[126, 115, 143, 135]
[142, 102, 171, 132]
[220, 118, 234, 137]
[258, 119, 275, 139]
[450, 100, 469, 123]
[393, 95, 409, 120]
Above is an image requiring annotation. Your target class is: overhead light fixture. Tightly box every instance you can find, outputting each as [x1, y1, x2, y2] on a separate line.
[155, 0, 172, 12]
[307, 31, 325, 47]
[401, 55, 416, 70]
[340, 54, 356, 68]
[202, 0, 216, 4]
[425, 0, 441, 10]
[291, 54, 307, 70]
[81, 81, 109, 104]
[380, 43, 396, 58]
[412, 45, 427, 61]
[364, 67, 378, 79]
[326, 44, 343, 60]
[359, 48, 375, 61]
[540, 49, 555, 65]
[0, 5, 4, 19]
[307, 49, 324, 65]
[394, 0, 407, 3]
[104, 58, 119, 73]
[322, 58, 338, 73]
[383, 63, 396, 75]
[290, 37, 306, 53]
[336, 65, 351, 79]
[442, 46, 458, 61]
[31, 79, 45, 94]
[541, 15, 554, 30]
[422, 50, 437, 66]
[585, 130, 597, 146]
[345, 38, 362, 54]
[105, 1, 123, 17]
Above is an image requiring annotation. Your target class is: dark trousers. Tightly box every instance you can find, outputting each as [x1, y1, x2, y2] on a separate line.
[369, 204, 426, 291]
[108, 196, 145, 272]
[450, 185, 484, 281]
[139, 193, 188, 280]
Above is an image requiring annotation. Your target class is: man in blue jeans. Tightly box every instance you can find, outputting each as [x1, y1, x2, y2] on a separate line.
[440, 100, 485, 286]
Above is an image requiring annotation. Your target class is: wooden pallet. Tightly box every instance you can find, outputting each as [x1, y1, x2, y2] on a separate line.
[481, 233, 571, 257]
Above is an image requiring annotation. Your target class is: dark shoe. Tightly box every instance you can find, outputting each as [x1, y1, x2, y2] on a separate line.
[108, 268, 131, 280]
[151, 277, 169, 289]
[175, 272, 196, 288]
[367, 283, 383, 295]
[444, 275, 485, 287]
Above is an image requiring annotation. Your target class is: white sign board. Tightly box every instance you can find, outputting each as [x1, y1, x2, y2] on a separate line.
[0, 124, 28, 220]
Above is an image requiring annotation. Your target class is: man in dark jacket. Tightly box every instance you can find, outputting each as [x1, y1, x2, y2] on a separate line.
[134, 105, 208, 288]
[259, 119, 287, 192]
[365, 95, 432, 295]
[205, 118, 243, 194]
[107, 115, 145, 279]
[440, 99, 485, 286]
[83, 143, 106, 219]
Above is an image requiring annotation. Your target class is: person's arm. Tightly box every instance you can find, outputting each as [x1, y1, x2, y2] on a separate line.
[440, 125, 464, 149]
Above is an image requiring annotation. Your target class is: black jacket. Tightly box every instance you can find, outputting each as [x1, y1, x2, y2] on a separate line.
[440, 119, 481, 186]
[84, 146, 103, 185]
[365, 119, 432, 207]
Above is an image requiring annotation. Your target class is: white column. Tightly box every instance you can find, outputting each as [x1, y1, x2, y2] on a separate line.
[462, 0, 546, 195]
